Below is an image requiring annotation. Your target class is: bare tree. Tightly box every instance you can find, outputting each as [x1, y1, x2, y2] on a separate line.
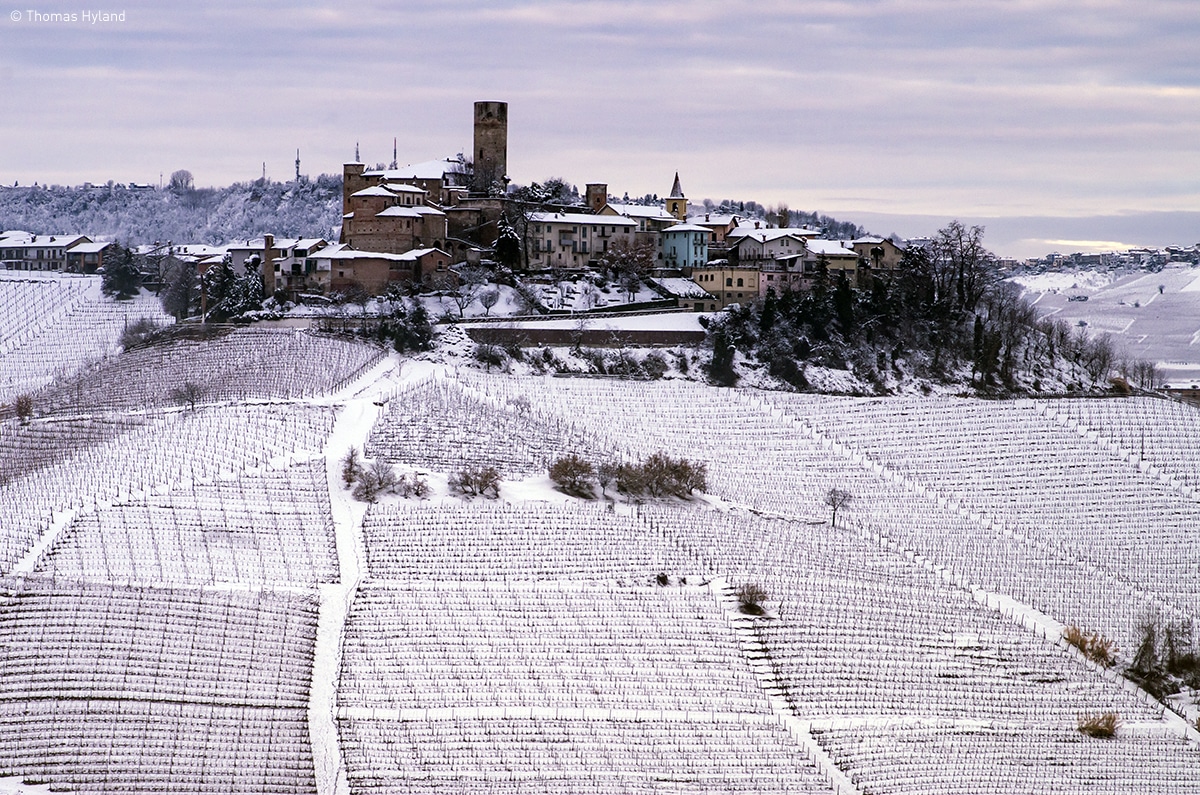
[449, 464, 502, 498]
[825, 487, 852, 527]
[929, 221, 998, 314]
[353, 457, 398, 502]
[169, 381, 204, 411]
[479, 287, 501, 317]
[450, 266, 491, 318]
[735, 583, 768, 615]
[168, 169, 194, 192]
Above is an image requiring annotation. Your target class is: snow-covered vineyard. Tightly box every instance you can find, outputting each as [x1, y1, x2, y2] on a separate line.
[2, 286, 1200, 792]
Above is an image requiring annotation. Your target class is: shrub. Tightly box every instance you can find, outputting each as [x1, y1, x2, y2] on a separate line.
[474, 343, 504, 370]
[449, 464, 501, 499]
[735, 584, 768, 616]
[14, 394, 33, 424]
[1063, 625, 1118, 667]
[1077, 712, 1119, 738]
[394, 472, 429, 499]
[548, 454, 596, 497]
[642, 351, 668, 380]
[119, 317, 161, 350]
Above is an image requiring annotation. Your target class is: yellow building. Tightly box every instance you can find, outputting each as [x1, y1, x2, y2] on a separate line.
[690, 263, 760, 309]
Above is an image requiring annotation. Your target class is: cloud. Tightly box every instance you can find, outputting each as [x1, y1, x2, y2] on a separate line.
[1, 0, 1198, 232]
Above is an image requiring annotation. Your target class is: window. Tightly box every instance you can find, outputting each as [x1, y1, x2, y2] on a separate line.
[725, 278, 732, 286]
[736, 278, 744, 287]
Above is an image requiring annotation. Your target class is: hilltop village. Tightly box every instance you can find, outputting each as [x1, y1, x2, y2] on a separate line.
[0, 99, 1189, 400]
[0, 100, 903, 315]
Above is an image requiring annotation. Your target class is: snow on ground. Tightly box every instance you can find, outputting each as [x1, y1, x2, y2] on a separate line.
[460, 311, 708, 333]
[1013, 264, 1200, 384]
[1009, 269, 1116, 294]
[0, 778, 52, 795]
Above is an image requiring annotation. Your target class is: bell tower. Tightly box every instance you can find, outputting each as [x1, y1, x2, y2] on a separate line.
[666, 172, 687, 221]
[473, 101, 508, 195]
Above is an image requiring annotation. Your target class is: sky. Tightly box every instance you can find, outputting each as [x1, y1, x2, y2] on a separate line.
[1, 0, 1198, 258]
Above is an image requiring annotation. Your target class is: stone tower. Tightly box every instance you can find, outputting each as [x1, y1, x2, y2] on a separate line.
[585, 183, 608, 213]
[473, 101, 508, 195]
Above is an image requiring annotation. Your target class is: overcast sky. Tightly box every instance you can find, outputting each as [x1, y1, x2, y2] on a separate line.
[2, 0, 1198, 257]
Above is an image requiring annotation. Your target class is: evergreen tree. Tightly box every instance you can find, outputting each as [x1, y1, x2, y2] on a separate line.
[494, 218, 522, 270]
[202, 257, 235, 320]
[707, 324, 739, 387]
[162, 260, 201, 320]
[100, 244, 141, 300]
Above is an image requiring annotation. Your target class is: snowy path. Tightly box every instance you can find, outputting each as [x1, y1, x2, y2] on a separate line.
[308, 353, 409, 795]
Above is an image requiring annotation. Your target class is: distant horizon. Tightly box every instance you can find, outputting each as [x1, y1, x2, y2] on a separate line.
[4, 175, 1198, 262]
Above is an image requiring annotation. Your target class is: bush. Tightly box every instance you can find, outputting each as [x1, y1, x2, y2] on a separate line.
[14, 394, 33, 424]
[548, 454, 596, 497]
[1063, 625, 1118, 667]
[735, 584, 768, 616]
[642, 351, 668, 380]
[394, 472, 429, 499]
[449, 464, 501, 499]
[1077, 712, 1119, 738]
[119, 317, 161, 350]
[474, 343, 504, 370]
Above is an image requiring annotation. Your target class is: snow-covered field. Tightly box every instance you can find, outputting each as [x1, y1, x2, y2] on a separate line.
[0, 320, 1199, 794]
[1014, 264, 1200, 385]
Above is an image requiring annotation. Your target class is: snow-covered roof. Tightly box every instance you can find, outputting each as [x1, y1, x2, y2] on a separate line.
[350, 186, 398, 198]
[1, 234, 90, 248]
[382, 183, 427, 195]
[651, 277, 713, 299]
[727, 227, 820, 242]
[172, 244, 226, 257]
[67, 241, 114, 254]
[604, 203, 675, 221]
[316, 246, 412, 262]
[662, 223, 712, 234]
[395, 247, 448, 261]
[805, 239, 858, 257]
[531, 212, 637, 226]
[376, 207, 422, 219]
[364, 158, 461, 180]
[687, 214, 741, 227]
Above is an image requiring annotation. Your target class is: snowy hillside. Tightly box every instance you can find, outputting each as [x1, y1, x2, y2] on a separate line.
[1014, 263, 1200, 385]
[0, 330, 1198, 794]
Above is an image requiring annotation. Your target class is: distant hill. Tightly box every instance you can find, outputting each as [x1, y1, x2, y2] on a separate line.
[0, 176, 343, 245]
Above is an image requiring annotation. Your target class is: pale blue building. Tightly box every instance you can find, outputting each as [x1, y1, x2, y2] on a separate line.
[659, 223, 710, 270]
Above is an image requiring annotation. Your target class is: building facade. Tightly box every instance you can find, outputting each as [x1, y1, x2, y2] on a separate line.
[526, 212, 637, 270]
